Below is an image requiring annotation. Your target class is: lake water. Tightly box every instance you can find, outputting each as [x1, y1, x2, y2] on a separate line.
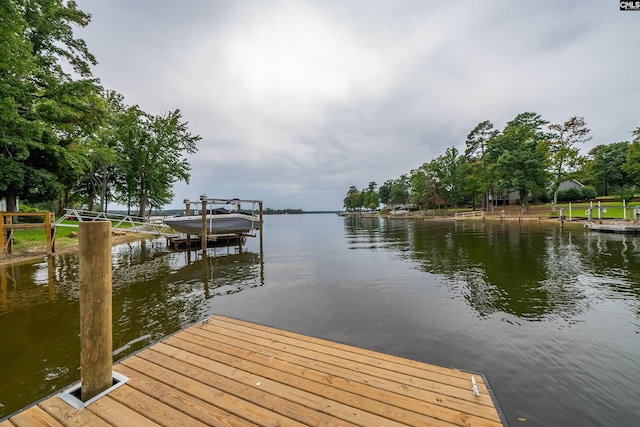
[1, 214, 639, 426]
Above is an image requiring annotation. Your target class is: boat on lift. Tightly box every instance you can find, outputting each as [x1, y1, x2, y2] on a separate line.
[163, 207, 261, 235]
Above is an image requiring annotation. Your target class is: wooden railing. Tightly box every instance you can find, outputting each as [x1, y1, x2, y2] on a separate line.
[454, 211, 485, 219]
[1, 211, 55, 255]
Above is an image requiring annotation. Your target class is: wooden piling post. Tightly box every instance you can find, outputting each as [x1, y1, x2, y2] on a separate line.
[259, 201, 263, 255]
[45, 212, 53, 256]
[184, 199, 191, 249]
[201, 197, 207, 252]
[79, 221, 113, 402]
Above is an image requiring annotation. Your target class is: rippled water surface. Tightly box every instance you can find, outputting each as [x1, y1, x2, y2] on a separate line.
[1, 214, 639, 426]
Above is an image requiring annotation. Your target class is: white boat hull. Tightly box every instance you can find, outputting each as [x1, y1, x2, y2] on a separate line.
[163, 213, 260, 235]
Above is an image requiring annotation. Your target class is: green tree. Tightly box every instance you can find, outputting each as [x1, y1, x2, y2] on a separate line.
[420, 147, 465, 213]
[390, 175, 409, 205]
[116, 108, 200, 216]
[379, 180, 393, 204]
[547, 116, 591, 211]
[622, 128, 640, 186]
[0, 0, 96, 212]
[465, 120, 497, 210]
[343, 186, 360, 211]
[585, 142, 630, 196]
[362, 181, 379, 210]
[488, 112, 550, 211]
[79, 90, 124, 211]
[440, 146, 465, 210]
[409, 168, 428, 209]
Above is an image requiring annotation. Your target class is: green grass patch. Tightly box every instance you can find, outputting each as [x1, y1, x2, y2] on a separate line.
[550, 202, 640, 219]
[8, 224, 80, 251]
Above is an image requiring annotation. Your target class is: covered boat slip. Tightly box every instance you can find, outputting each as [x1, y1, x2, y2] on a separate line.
[2, 315, 506, 427]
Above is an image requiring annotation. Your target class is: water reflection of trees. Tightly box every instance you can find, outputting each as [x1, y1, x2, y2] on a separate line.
[343, 218, 596, 319]
[344, 216, 412, 252]
[409, 221, 589, 319]
[578, 232, 640, 308]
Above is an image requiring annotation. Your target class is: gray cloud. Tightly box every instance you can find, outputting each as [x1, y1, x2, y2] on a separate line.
[76, 0, 640, 210]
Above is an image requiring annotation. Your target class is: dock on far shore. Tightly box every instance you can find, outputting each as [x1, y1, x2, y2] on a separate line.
[1, 315, 508, 427]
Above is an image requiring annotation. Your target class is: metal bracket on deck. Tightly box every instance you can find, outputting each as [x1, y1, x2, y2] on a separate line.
[58, 371, 129, 409]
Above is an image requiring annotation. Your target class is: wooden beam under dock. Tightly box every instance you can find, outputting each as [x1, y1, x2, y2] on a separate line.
[2, 315, 507, 426]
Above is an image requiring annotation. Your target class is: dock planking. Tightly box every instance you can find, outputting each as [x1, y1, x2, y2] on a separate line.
[2, 315, 507, 426]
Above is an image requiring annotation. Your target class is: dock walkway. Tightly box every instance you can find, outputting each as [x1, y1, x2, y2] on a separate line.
[1, 315, 507, 426]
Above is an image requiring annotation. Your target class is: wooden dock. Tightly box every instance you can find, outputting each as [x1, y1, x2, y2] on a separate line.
[1, 315, 507, 426]
[585, 221, 640, 234]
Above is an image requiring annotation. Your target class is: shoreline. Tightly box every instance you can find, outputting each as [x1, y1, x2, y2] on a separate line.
[0, 233, 151, 267]
[0, 216, 624, 267]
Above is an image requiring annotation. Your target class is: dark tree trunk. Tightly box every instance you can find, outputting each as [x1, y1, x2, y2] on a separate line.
[5, 187, 18, 212]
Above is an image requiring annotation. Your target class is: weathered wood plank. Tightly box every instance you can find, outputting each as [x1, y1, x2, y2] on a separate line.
[147, 343, 411, 427]
[163, 333, 497, 427]
[157, 339, 455, 427]
[107, 382, 208, 427]
[87, 394, 161, 427]
[180, 327, 502, 424]
[38, 397, 111, 427]
[6, 314, 505, 427]
[122, 354, 316, 426]
[198, 318, 494, 407]
[208, 316, 481, 387]
[8, 405, 64, 427]
[188, 323, 496, 411]
[115, 363, 261, 427]
[130, 348, 357, 427]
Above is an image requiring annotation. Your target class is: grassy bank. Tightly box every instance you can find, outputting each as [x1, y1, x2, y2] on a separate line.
[1, 221, 145, 266]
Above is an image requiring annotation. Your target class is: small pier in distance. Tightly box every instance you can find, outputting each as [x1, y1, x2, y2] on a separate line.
[2, 315, 507, 426]
[585, 221, 640, 234]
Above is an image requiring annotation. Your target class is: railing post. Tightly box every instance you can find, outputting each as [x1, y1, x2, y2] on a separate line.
[0, 213, 4, 256]
[597, 201, 602, 220]
[79, 221, 112, 401]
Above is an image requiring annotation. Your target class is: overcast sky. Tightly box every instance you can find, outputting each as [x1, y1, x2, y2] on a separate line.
[74, 0, 639, 211]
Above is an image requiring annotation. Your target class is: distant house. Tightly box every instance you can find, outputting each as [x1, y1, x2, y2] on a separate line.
[556, 179, 585, 192]
[0, 198, 19, 212]
[494, 180, 586, 206]
[384, 202, 418, 211]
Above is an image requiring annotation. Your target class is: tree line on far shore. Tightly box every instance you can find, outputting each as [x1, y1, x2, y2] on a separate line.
[1, 1, 200, 217]
[344, 112, 640, 212]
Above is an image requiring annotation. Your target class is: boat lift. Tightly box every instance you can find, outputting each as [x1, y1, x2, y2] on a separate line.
[172, 195, 264, 254]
